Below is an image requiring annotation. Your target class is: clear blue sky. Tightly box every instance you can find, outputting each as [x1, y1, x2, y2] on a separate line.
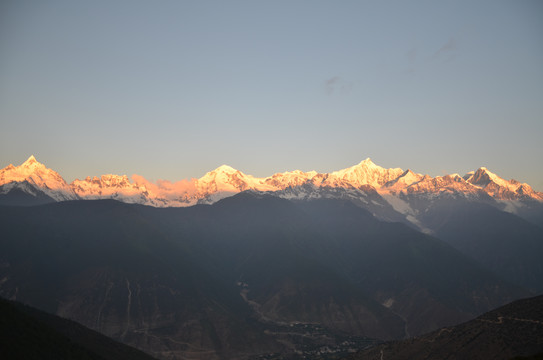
[1, 0, 542, 190]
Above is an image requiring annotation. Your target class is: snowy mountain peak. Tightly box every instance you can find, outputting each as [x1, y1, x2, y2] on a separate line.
[349, 157, 381, 171]
[196, 165, 264, 198]
[330, 158, 404, 188]
[211, 164, 239, 174]
[0, 156, 77, 201]
[23, 155, 38, 165]
[463, 166, 543, 200]
[19, 155, 46, 172]
[468, 167, 507, 188]
[1, 156, 52, 185]
[199, 165, 245, 185]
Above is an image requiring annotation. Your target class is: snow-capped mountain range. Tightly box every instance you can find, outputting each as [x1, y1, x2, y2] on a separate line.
[1, 155, 542, 231]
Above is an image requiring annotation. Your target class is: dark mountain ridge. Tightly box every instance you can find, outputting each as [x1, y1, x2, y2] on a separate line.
[345, 295, 543, 360]
[0, 296, 158, 360]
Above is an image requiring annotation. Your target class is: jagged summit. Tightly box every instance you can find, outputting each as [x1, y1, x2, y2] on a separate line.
[23, 155, 38, 165]
[359, 157, 374, 165]
[1, 156, 49, 184]
[0, 156, 77, 201]
[464, 166, 542, 201]
[19, 155, 45, 171]
[331, 158, 404, 188]
[467, 167, 516, 190]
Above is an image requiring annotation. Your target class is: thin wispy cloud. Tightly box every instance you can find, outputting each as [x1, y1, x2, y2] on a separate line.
[324, 76, 354, 95]
[325, 76, 340, 95]
[433, 37, 457, 62]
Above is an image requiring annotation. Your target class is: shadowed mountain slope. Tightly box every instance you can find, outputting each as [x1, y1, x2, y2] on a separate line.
[0, 297, 158, 360]
[430, 202, 543, 292]
[345, 295, 543, 360]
